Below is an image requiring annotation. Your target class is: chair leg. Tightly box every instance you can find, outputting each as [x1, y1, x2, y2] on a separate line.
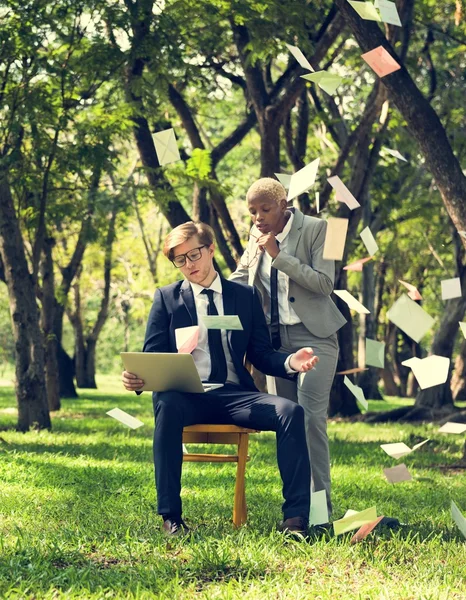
[233, 433, 249, 527]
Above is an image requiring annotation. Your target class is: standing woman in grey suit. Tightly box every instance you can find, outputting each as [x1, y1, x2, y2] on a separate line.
[230, 178, 346, 517]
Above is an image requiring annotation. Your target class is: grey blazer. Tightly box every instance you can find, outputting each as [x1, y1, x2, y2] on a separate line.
[230, 209, 346, 339]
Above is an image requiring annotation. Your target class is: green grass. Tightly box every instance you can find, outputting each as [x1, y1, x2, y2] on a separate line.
[1, 376, 465, 599]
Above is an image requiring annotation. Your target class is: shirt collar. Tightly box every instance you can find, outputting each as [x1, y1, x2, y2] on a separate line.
[190, 271, 223, 297]
[275, 211, 294, 243]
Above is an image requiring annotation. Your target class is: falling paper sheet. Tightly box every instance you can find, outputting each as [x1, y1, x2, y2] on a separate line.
[459, 322, 466, 338]
[441, 277, 462, 300]
[201, 315, 243, 330]
[401, 355, 449, 390]
[175, 326, 200, 354]
[361, 46, 401, 78]
[327, 176, 361, 209]
[398, 279, 422, 301]
[366, 338, 385, 368]
[285, 43, 314, 71]
[384, 463, 412, 484]
[334, 506, 378, 536]
[344, 376, 368, 411]
[287, 158, 320, 201]
[451, 500, 466, 539]
[380, 439, 428, 460]
[384, 147, 407, 162]
[337, 367, 368, 375]
[106, 408, 144, 430]
[275, 173, 292, 190]
[344, 257, 373, 272]
[360, 226, 379, 256]
[387, 294, 434, 343]
[301, 71, 343, 95]
[377, 0, 402, 26]
[350, 516, 385, 543]
[347, 0, 381, 20]
[315, 191, 320, 213]
[153, 128, 181, 166]
[323, 218, 349, 261]
[438, 422, 466, 434]
[309, 489, 329, 526]
[334, 290, 370, 314]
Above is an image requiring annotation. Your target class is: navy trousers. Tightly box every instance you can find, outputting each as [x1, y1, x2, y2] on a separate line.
[152, 383, 311, 520]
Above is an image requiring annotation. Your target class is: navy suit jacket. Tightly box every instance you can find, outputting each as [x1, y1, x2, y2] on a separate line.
[142, 278, 293, 392]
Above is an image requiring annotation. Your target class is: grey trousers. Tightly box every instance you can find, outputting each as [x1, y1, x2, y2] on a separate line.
[267, 323, 338, 517]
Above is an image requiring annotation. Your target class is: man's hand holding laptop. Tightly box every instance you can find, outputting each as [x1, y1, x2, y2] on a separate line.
[121, 347, 318, 392]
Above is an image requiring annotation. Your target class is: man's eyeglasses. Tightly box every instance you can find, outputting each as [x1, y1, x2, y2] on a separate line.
[242, 233, 262, 269]
[172, 245, 206, 268]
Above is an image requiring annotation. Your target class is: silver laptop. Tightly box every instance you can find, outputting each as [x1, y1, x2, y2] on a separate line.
[121, 352, 223, 393]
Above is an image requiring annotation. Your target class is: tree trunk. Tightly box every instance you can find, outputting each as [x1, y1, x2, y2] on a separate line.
[41, 237, 60, 411]
[0, 175, 50, 431]
[334, 0, 466, 247]
[451, 339, 466, 401]
[414, 294, 466, 413]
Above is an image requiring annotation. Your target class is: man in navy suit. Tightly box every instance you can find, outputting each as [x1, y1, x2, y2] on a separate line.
[122, 221, 319, 537]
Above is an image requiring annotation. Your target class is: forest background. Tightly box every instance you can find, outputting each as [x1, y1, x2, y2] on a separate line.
[1, 0, 466, 432]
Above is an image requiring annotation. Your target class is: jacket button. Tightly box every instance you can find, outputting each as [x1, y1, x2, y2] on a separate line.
[290, 297, 295, 302]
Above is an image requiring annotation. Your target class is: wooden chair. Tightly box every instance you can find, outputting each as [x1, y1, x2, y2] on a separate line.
[182, 424, 258, 527]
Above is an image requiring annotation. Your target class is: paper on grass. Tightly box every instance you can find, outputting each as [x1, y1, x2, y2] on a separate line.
[327, 176, 360, 210]
[383, 463, 412, 484]
[438, 422, 466, 434]
[441, 277, 462, 300]
[383, 147, 407, 162]
[344, 376, 368, 411]
[285, 43, 314, 72]
[334, 290, 370, 314]
[275, 173, 292, 190]
[451, 500, 466, 539]
[398, 279, 422, 301]
[287, 158, 320, 201]
[309, 489, 329, 526]
[361, 46, 401, 78]
[153, 128, 180, 165]
[350, 516, 385, 543]
[459, 322, 466, 338]
[360, 226, 379, 256]
[377, 0, 402, 26]
[366, 338, 385, 368]
[333, 506, 377, 536]
[106, 408, 144, 430]
[401, 355, 449, 390]
[201, 315, 243, 330]
[175, 326, 199, 354]
[344, 257, 373, 272]
[347, 0, 381, 21]
[387, 294, 434, 343]
[323, 218, 349, 261]
[301, 71, 343, 95]
[380, 439, 428, 459]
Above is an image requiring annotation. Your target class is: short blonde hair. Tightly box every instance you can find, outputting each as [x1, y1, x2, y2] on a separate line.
[163, 221, 214, 260]
[246, 177, 287, 204]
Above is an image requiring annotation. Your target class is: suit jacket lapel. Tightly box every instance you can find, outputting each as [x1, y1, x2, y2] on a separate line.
[286, 208, 304, 258]
[180, 279, 197, 325]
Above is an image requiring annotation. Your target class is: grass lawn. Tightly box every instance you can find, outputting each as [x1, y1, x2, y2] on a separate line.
[1, 375, 465, 599]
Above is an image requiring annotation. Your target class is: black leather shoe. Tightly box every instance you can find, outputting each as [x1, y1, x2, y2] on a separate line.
[278, 516, 309, 536]
[162, 517, 190, 537]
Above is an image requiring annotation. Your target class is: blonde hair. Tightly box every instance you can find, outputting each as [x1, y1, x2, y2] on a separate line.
[163, 221, 214, 260]
[246, 177, 287, 204]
